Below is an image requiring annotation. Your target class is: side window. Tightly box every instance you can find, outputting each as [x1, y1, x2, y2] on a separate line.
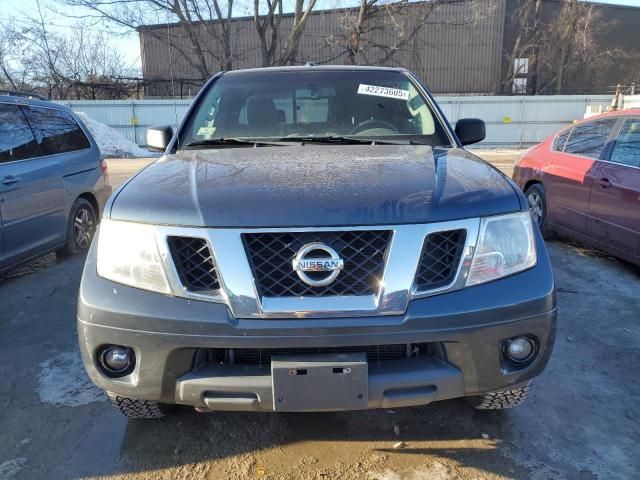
[24, 107, 90, 156]
[610, 118, 640, 168]
[0, 104, 40, 163]
[193, 95, 221, 139]
[563, 118, 618, 159]
[553, 129, 571, 152]
[407, 82, 435, 135]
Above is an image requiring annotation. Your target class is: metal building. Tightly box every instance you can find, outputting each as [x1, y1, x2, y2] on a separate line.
[137, 0, 639, 97]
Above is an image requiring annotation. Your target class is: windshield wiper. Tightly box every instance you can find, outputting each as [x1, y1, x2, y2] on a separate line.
[276, 135, 425, 145]
[182, 138, 291, 148]
[184, 136, 431, 148]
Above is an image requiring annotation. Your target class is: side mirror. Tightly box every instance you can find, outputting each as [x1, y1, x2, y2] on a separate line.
[455, 118, 486, 146]
[146, 125, 174, 152]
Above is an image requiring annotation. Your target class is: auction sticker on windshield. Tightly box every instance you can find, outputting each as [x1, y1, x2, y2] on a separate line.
[357, 84, 410, 101]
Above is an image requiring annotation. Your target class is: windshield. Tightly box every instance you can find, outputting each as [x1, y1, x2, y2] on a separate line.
[179, 69, 452, 148]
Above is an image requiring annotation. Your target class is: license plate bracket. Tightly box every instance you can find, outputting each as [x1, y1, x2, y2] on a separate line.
[271, 353, 368, 412]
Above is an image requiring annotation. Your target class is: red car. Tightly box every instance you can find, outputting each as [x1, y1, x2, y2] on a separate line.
[513, 109, 640, 266]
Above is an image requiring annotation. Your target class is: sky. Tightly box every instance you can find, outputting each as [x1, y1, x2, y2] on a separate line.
[3, 0, 639, 73]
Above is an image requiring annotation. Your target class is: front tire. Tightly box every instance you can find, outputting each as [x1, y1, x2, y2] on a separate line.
[57, 198, 96, 257]
[106, 392, 174, 419]
[524, 184, 552, 239]
[465, 382, 532, 410]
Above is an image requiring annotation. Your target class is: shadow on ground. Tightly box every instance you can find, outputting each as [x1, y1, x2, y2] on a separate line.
[105, 402, 526, 479]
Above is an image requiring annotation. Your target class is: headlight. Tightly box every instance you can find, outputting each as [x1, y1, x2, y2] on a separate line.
[96, 219, 171, 294]
[466, 212, 536, 286]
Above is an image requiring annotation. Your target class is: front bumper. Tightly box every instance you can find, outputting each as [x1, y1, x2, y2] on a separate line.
[78, 233, 556, 411]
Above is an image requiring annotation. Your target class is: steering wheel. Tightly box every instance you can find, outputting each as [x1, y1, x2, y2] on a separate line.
[350, 119, 399, 135]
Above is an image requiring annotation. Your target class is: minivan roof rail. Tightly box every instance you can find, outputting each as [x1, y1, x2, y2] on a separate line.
[0, 90, 48, 101]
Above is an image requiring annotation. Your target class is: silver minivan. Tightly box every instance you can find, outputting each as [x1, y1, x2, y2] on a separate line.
[0, 92, 111, 273]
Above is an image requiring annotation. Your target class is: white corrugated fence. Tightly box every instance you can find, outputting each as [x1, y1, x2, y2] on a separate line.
[57, 95, 614, 148]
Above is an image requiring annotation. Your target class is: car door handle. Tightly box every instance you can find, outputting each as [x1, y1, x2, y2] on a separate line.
[596, 177, 611, 189]
[2, 175, 20, 186]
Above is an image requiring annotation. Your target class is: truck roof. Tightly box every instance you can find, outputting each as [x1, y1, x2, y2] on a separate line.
[223, 65, 408, 76]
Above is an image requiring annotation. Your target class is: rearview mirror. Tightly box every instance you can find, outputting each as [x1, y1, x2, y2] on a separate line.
[455, 118, 486, 146]
[146, 125, 174, 152]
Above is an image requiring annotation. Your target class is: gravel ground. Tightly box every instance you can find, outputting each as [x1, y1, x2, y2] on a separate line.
[0, 150, 638, 480]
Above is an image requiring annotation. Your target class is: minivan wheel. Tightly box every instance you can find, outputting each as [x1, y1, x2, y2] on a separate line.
[57, 198, 96, 257]
[465, 382, 531, 410]
[106, 392, 174, 419]
[524, 184, 552, 239]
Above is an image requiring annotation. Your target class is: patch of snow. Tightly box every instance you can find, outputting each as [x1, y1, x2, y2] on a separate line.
[0, 458, 27, 479]
[37, 351, 106, 407]
[368, 470, 401, 480]
[75, 112, 154, 158]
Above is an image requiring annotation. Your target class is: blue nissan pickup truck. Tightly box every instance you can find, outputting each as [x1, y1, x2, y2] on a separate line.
[77, 66, 556, 418]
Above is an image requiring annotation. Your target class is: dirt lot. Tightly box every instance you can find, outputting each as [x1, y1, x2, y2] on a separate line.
[1, 151, 638, 480]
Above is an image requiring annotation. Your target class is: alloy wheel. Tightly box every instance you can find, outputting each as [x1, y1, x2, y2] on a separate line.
[527, 192, 543, 226]
[74, 207, 95, 250]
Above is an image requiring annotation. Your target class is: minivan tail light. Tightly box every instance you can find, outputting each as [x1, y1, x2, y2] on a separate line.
[100, 158, 108, 176]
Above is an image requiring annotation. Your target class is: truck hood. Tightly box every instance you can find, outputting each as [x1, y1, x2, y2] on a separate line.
[109, 145, 521, 227]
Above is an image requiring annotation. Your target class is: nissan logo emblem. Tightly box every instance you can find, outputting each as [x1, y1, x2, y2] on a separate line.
[292, 243, 344, 287]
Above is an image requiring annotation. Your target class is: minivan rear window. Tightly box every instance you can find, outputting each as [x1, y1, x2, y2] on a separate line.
[24, 106, 90, 156]
[0, 104, 40, 163]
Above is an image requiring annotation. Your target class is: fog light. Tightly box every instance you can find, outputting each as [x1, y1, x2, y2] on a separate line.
[505, 337, 535, 363]
[100, 345, 134, 376]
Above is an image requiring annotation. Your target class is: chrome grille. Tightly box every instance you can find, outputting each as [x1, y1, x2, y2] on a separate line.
[242, 230, 392, 297]
[168, 236, 220, 293]
[414, 230, 466, 291]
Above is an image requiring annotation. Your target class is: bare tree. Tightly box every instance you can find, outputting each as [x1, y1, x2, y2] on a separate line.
[528, 0, 542, 93]
[333, 0, 422, 65]
[28, 0, 75, 98]
[253, 0, 318, 66]
[253, 0, 282, 67]
[63, 27, 138, 98]
[59, 0, 237, 74]
[536, 0, 627, 94]
[503, 0, 620, 95]
[502, 0, 543, 93]
[326, 0, 484, 67]
[3, 0, 135, 99]
[280, 0, 318, 65]
[544, 0, 597, 93]
[0, 24, 21, 90]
